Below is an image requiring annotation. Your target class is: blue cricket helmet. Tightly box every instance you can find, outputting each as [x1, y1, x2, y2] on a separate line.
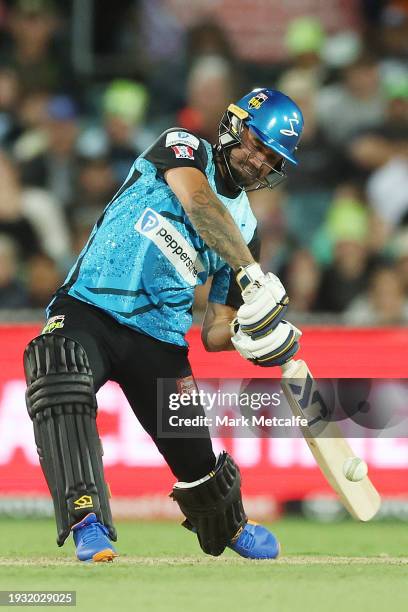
[218, 88, 304, 191]
[234, 88, 303, 164]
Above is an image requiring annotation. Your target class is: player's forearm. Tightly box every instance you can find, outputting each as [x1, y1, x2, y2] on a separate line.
[188, 181, 254, 270]
[201, 320, 234, 352]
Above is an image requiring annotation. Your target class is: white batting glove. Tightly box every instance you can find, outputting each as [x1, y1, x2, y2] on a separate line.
[231, 318, 302, 367]
[235, 263, 289, 339]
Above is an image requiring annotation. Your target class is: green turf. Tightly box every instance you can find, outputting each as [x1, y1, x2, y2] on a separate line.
[0, 518, 407, 612]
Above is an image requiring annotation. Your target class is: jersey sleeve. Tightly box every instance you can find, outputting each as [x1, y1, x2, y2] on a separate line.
[143, 128, 208, 177]
[208, 229, 261, 309]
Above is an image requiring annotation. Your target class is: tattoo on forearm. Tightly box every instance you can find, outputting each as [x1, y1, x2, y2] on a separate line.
[190, 182, 253, 269]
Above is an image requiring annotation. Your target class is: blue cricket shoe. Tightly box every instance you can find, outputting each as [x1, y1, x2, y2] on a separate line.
[72, 513, 118, 562]
[228, 520, 280, 559]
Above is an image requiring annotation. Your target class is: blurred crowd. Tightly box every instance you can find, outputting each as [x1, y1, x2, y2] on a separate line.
[0, 0, 407, 325]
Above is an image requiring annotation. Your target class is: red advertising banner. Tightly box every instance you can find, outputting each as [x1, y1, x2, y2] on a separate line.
[0, 324, 407, 512]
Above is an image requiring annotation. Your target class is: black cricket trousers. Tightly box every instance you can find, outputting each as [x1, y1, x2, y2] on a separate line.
[46, 294, 216, 482]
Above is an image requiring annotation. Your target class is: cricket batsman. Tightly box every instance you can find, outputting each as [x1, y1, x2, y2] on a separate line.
[24, 88, 304, 562]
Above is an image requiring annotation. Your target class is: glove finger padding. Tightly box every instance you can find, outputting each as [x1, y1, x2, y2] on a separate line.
[232, 321, 301, 367]
[238, 273, 289, 338]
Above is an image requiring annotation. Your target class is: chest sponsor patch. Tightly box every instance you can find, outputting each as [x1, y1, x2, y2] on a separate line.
[135, 208, 204, 286]
[165, 131, 200, 150]
[171, 145, 195, 160]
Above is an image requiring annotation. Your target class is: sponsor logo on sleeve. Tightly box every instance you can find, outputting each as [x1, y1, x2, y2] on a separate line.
[135, 208, 204, 286]
[165, 131, 200, 149]
[171, 145, 195, 160]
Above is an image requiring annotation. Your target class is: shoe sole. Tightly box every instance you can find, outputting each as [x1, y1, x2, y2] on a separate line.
[92, 549, 118, 563]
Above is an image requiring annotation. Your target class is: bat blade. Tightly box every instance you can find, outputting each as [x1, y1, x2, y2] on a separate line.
[281, 359, 381, 521]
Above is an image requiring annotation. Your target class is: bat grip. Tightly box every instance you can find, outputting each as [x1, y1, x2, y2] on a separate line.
[281, 359, 299, 376]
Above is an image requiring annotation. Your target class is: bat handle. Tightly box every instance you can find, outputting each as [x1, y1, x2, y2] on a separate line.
[281, 359, 300, 376]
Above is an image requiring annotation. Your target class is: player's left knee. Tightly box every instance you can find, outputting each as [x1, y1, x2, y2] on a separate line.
[24, 333, 96, 419]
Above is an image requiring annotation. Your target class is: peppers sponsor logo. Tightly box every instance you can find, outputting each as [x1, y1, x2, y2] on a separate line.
[42, 315, 65, 334]
[135, 208, 204, 286]
[140, 210, 160, 232]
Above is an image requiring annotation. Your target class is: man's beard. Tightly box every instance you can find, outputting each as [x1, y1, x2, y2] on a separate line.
[215, 148, 242, 192]
[229, 158, 260, 188]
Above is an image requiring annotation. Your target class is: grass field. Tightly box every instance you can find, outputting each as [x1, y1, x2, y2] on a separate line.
[0, 518, 407, 611]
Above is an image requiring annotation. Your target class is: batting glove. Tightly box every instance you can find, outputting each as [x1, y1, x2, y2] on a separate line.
[231, 318, 302, 367]
[236, 263, 289, 339]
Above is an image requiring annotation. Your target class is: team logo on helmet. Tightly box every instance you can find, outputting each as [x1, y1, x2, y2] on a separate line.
[248, 92, 268, 110]
[279, 115, 301, 137]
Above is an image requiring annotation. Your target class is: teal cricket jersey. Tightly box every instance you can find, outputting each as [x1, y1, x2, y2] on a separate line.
[48, 129, 259, 346]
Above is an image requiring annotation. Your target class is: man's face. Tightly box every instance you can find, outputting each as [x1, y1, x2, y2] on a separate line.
[228, 126, 283, 187]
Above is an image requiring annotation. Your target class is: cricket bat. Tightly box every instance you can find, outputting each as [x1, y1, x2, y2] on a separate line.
[281, 359, 381, 521]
